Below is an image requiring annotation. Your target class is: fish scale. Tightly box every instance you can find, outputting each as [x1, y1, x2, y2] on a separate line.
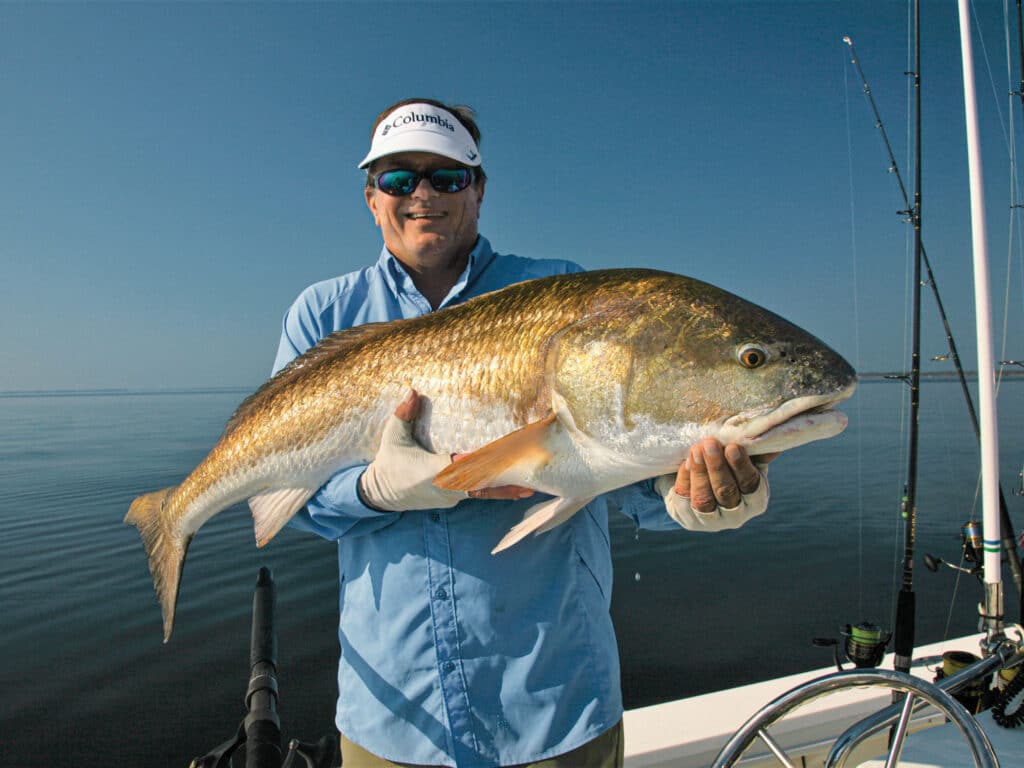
[125, 268, 856, 640]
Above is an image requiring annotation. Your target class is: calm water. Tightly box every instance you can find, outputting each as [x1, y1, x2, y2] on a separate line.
[2, 380, 1024, 766]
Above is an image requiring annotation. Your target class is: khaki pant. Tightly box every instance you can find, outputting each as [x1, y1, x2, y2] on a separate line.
[339, 720, 624, 768]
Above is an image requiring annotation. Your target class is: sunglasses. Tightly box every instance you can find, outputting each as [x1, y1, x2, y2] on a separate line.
[373, 167, 476, 196]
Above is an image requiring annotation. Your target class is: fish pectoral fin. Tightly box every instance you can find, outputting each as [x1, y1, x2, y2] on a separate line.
[491, 496, 594, 554]
[249, 487, 318, 547]
[433, 413, 558, 491]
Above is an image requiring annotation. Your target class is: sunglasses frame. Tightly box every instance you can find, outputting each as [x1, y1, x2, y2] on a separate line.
[372, 167, 477, 196]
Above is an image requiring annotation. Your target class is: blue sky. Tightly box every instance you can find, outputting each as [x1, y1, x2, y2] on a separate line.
[3, 1, 1023, 391]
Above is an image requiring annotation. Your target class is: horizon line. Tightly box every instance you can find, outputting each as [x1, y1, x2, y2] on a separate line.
[4, 370, 1024, 398]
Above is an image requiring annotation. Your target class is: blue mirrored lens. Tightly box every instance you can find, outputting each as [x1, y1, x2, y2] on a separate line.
[430, 169, 472, 192]
[376, 170, 419, 195]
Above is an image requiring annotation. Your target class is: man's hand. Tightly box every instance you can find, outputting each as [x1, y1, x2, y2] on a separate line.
[450, 455, 535, 502]
[358, 390, 470, 512]
[655, 438, 777, 531]
[677, 439, 775, 512]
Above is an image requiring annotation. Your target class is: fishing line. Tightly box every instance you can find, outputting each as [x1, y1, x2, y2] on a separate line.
[942, 546, 970, 639]
[1001, 0, 1017, 376]
[972, 0, 1012, 150]
[842, 44, 867, 621]
[841, 35, 908, 628]
[972, 0, 1024, 378]
[843, 29, 913, 631]
[1014, 0, 1024, 333]
[1000, 0, 1024, 388]
[990, 0, 1024, 625]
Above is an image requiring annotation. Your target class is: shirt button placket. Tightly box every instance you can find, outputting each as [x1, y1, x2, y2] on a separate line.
[424, 510, 477, 760]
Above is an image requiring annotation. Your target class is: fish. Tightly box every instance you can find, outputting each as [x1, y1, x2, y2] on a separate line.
[125, 268, 856, 640]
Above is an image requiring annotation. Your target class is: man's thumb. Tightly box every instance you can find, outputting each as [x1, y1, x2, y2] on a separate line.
[393, 388, 420, 422]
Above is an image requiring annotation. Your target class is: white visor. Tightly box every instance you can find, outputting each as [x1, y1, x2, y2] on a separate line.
[358, 103, 482, 169]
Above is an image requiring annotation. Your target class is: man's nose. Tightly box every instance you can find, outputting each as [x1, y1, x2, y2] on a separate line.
[409, 176, 438, 199]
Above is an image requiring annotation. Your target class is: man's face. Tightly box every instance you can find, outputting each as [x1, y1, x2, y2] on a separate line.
[365, 152, 485, 269]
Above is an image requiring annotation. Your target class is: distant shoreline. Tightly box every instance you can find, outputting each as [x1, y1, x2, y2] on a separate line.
[858, 370, 1024, 381]
[0, 386, 255, 399]
[3, 371, 1023, 398]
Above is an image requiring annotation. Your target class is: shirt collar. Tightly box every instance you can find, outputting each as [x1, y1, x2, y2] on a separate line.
[376, 236, 495, 309]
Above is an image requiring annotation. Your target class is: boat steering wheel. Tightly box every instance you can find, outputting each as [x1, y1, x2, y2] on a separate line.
[710, 668, 999, 768]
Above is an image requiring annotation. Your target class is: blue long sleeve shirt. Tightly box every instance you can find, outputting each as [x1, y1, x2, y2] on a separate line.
[273, 237, 684, 767]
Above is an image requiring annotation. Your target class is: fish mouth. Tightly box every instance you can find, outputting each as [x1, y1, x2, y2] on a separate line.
[719, 381, 857, 455]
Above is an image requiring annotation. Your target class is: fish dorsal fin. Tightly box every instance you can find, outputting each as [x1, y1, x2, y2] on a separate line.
[433, 413, 558, 492]
[224, 321, 401, 437]
[491, 496, 594, 554]
[249, 487, 318, 547]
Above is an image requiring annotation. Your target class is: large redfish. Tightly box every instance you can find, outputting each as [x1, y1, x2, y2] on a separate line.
[126, 269, 856, 640]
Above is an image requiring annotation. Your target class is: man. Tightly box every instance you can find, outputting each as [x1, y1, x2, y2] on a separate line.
[273, 98, 773, 768]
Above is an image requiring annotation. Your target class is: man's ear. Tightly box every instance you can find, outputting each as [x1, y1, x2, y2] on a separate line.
[365, 187, 381, 226]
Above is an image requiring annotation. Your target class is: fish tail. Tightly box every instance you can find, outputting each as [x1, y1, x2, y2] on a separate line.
[124, 487, 192, 642]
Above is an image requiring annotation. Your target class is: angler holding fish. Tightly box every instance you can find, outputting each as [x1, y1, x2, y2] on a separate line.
[126, 99, 855, 768]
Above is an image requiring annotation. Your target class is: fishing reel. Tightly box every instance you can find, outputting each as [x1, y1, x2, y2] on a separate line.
[934, 650, 988, 714]
[923, 520, 985, 580]
[813, 621, 891, 671]
[931, 646, 1024, 724]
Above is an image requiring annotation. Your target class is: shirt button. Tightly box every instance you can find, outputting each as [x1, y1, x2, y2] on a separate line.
[429, 512, 440, 523]
[435, 587, 448, 600]
[442, 661, 455, 673]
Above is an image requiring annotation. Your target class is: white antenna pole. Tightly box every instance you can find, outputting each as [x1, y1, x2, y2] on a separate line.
[957, 0, 1003, 637]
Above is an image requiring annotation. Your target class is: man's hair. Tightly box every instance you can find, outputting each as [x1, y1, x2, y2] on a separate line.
[365, 97, 487, 184]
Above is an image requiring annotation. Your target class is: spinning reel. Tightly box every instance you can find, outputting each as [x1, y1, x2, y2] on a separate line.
[814, 621, 892, 672]
[924, 520, 986, 579]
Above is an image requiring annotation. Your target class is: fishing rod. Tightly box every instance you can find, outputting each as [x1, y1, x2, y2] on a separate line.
[190, 567, 337, 768]
[895, 0, 924, 679]
[843, 34, 1024, 608]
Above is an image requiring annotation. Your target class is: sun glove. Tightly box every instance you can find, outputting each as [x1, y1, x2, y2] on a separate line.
[358, 413, 469, 512]
[656, 463, 770, 532]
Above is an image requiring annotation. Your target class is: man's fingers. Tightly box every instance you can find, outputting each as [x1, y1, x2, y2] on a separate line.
[674, 458, 691, 498]
[451, 453, 534, 500]
[393, 389, 419, 422]
[701, 439, 742, 509]
[468, 485, 535, 500]
[724, 444, 762, 496]
[686, 444, 719, 513]
[676, 441, 764, 510]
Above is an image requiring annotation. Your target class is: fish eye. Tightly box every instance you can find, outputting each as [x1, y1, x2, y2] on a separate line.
[737, 344, 768, 369]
